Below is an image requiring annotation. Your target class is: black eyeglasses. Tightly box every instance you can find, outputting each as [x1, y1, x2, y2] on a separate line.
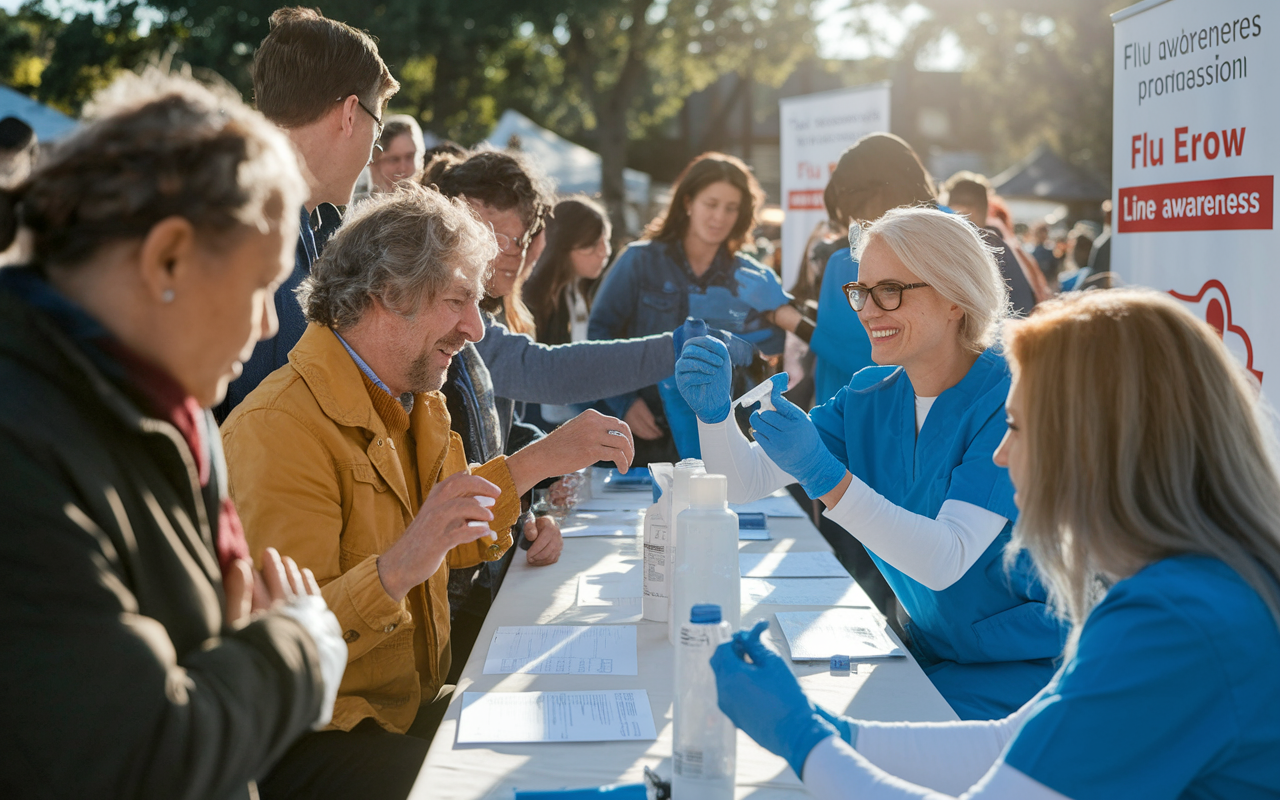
[492, 208, 548, 256]
[339, 95, 384, 147]
[843, 280, 930, 312]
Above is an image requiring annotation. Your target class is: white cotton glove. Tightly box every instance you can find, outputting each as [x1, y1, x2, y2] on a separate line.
[280, 594, 347, 729]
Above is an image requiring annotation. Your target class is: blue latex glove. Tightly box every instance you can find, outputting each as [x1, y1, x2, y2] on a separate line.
[815, 704, 858, 747]
[673, 317, 756, 367]
[711, 620, 840, 778]
[708, 328, 756, 366]
[749, 375, 847, 498]
[735, 264, 792, 311]
[671, 317, 710, 358]
[674, 336, 732, 424]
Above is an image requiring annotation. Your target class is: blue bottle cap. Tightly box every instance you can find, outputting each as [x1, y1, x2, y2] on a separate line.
[690, 604, 722, 624]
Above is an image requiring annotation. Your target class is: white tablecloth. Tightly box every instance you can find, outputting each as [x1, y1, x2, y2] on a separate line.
[411, 476, 957, 799]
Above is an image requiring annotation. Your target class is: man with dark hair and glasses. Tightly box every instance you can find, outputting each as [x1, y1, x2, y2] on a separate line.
[217, 7, 400, 418]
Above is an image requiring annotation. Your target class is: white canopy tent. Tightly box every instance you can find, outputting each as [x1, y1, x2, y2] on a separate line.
[0, 86, 76, 142]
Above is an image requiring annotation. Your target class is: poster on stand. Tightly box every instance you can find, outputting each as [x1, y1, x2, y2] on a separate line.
[779, 82, 891, 290]
[1111, 0, 1275, 385]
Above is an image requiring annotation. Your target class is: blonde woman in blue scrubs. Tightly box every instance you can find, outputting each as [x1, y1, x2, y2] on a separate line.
[678, 207, 1067, 719]
[708, 289, 1280, 798]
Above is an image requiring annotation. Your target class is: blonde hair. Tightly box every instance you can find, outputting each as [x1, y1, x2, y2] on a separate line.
[1004, 289, 1280, 655]
[854, 206, 1009, 352]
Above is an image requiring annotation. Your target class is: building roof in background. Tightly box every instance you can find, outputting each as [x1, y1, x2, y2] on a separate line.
[485, 109, 650, 205]
[992, 145, 1110, 203]
[0, 86, 76, 142]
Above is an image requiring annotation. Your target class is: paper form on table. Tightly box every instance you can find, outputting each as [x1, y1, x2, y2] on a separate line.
[741, 577, 870, 608]
[457, 690, 658, 743]
[775, 608, 905, 661]
[483, 625, 639, 675]
[739, 551, 847, 578]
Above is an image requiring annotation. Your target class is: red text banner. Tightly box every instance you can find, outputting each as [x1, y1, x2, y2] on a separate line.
[1117, 174, 1273, 232]
[787, 189, 825, 211]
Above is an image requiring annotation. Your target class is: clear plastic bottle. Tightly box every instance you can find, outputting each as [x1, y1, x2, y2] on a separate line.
[666, 459, 705, 641]
[673, 603, 736, 800]
[643, 463, 674, 622]
[671, 473, 741, 642]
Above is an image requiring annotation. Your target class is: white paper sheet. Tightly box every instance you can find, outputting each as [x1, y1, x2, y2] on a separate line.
[558, 511, 643, 538]
[456, 690, 658, 743]
[577, 569, 642, 607]
[731, 492, 807, 518]
[775, 609, 905, 661]
[483, 625, 639, 676]
[741, 577, 869, 608]
[739, 551, 847, 578]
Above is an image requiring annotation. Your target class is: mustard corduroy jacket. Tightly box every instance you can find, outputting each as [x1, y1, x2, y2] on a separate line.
[222, 322, 519, 733]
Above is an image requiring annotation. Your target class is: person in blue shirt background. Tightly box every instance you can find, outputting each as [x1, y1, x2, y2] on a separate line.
[588, 152, 784, 464]
[766, 133, 940, 409]
[678, 206, 1068, 720]
[704, 288, 1280, 799]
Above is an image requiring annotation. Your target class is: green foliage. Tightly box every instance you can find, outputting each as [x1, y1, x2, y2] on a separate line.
[845, 0, 1126, 178]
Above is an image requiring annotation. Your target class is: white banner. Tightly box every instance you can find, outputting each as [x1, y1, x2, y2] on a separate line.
[1111, 0, 1275, 384]
[779, 82, 891, 290]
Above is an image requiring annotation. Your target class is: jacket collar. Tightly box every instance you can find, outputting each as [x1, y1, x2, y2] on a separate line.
[288, 322, 454, 511]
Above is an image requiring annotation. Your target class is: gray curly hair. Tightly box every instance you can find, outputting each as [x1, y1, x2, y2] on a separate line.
[298, 183, 498, 330]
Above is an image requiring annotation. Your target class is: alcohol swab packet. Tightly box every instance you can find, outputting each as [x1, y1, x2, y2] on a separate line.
[734, 380, 776, 414]
[469, 495, 498, 540]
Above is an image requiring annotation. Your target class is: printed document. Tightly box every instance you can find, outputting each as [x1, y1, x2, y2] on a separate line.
[739, 551, 847, 578]
[457, 690, 658, 743]
[775, 608, 905, 661]
[483, 625, 639, 676]
[741, 577, 869, 607]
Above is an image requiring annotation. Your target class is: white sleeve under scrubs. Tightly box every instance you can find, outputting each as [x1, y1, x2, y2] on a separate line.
[700, 350, 1068, 719]
[799, 555, 1280, 799]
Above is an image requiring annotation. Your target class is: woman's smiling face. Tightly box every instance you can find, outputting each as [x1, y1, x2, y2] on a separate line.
[855, 235, 963, 374]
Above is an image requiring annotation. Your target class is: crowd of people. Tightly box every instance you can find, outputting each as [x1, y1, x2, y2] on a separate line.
[1, 6, 1277, 800]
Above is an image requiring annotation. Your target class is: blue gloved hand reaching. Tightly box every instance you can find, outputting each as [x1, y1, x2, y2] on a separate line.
[710, 619, 841, 778]
[673, 317, 755, 367]
[674, 336, 732, 424]
[734, 263, 792, 312]
[750, 375, 847, 499]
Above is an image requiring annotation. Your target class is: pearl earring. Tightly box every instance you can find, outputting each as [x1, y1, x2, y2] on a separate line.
[162, 290, 175, 303]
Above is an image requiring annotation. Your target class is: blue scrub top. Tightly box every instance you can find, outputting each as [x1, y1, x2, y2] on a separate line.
[810, 249, 873, 406]
[1006, 555, 1280, 799]
[811, 349, 1068, 718]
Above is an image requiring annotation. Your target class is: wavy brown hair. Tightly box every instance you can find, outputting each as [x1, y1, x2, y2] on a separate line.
[1004, 289, 1280, 655]
[644, 152, 763, 254]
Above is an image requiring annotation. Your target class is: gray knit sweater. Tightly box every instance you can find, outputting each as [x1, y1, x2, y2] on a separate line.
[476, 314, 676, 435]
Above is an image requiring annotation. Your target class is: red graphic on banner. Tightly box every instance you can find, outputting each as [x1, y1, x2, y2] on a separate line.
[787, 189, 825, 211]
[1117, 175, 1273, 233]
[1168, 279, 1263, 384]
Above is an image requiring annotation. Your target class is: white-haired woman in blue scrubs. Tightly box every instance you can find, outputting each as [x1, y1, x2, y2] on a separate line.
[709, 289, 1280, 798]
[677, 206, 1068, 719]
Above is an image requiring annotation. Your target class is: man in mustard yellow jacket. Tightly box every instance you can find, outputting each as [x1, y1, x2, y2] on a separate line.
[222, 185, 634, 800]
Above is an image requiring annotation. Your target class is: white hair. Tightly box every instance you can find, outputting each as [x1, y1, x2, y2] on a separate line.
[855, 206, 1009, 352]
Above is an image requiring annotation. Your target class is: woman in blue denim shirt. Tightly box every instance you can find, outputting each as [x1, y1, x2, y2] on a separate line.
[588, 152, 785, 463]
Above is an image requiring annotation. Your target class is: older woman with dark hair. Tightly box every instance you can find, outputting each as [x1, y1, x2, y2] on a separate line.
[0, 71, 346, 799]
